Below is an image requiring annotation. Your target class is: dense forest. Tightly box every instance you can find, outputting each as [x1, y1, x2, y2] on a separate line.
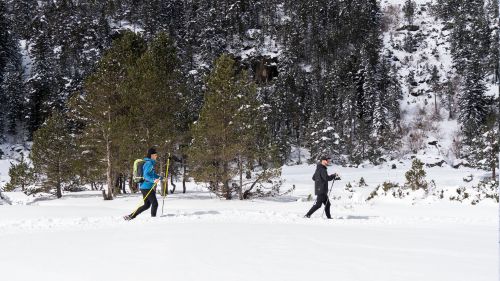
[0, 0, 498, 199]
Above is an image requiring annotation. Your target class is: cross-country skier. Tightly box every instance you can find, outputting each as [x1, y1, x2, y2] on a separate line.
[304, 155, 340, 219]
[124, 147, 163, 220]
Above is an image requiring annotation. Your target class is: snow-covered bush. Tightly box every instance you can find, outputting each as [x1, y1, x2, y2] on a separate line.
[345, 182, 354, 192]
[358, 177, 368, 187]
[450, 180, 499, 204]
[366, 181, 403, 201]
[463, 174, 473, 182]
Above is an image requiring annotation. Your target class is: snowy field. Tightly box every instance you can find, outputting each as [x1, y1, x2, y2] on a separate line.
[1, 163, 498, 281]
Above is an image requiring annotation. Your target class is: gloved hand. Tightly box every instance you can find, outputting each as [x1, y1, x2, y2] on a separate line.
[333, 173, 341, 180]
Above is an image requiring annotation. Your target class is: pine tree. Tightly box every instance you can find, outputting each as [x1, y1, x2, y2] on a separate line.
[403, 0, 416, 25]
[430, 65, 441, 116]
[467, 116, 499, 179]
[405, 158, 428, 191]
[4, 153, 34, 192]
[3, 40, 26, 137]
[353, 62, 377, 162]
[124, 32, 186, 150]
[458, 54, 489, 141]
[30, 111, 75, 198]
[486, 0, 499, 83]
[306, 115, 340, 163]
[27, 20, 62, 138]
[69, 31, 146, 200]
[7, 0, 38, 39]
[0, 0, 10, 140]
[450, 0, 491, 76]
[188, 55, 280, 199]
[72, 134, 106, 191]
[480, 123, 499, 179]
[117, 32, 188, 189]
[443, 75, 459, 119]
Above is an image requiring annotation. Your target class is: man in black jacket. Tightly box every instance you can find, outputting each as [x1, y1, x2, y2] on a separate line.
[304, 156, 340, 219]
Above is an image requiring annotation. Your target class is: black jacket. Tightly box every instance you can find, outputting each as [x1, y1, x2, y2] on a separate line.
[312, 163, 335, 195]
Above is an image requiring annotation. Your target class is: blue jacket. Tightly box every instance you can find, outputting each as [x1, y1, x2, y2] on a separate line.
[140, 158, 162, 190]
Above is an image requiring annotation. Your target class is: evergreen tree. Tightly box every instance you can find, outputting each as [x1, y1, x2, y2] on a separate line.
[4, 153, 34, 192]
[450, 0, 491, 76]
[306, 115, 340, 163]
[402, 0, 416, 25]
[30, 111, 75, 198]
[479, 122, 499, 179]
[124, 32, 186, 151]
[69, 31, 146, 200]
[458, 54, 489, 141]
[430, 65, 441, 116]
[2, 40, 26, 137]
[486, 0, 499, 83]
[443, 75, 459, 120]
[465, 116, 499, 179]
[383, 58, 403, 135]
[353, 62, 377, 162]
[403, 32, 416, 53]
[434, 0, 461, 21]
[27, 19, 62, 138]
[72, 134, 106, 191]
[117, 32, 188, 189]
[405, 158, 428, 191]
[188, 55, 280, 199]
[0, 0, 10, 140]
[6, 0, 38, 39]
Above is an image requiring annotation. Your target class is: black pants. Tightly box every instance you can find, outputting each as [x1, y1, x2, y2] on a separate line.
[306, 193, 331, 218]
[131, 188, 158, 218]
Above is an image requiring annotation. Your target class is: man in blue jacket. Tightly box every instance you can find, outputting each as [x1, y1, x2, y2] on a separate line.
[304, 155, 340, 219]
[125, 147, 163, 220]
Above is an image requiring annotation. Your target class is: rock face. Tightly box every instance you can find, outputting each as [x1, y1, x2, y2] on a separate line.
[396, 25, 420, 32]
[425, 160, 446, 168]
[453, 161, 470, 169]
[428, 140, 438, 146]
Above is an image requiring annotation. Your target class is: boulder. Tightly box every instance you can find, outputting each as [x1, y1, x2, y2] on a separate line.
[425, 160, 446, 168]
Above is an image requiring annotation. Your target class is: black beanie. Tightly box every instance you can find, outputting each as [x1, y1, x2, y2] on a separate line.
[147, 147, 157, 158]
[320, 155, 331, 161]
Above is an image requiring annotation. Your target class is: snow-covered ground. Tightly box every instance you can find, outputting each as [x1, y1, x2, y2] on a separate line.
[1, 162, 498, 281]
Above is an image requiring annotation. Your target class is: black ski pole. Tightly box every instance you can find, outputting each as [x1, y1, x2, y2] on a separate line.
[322, 178, 336, 218]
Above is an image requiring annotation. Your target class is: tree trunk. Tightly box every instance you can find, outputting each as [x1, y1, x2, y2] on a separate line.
[434, 93, 438, 116]
[121, 174, 126, 194]
[448, 92, 453, 119]
[492, 155, 496, 180]
[297, 124, 302, 164]
[114, 174, 121, 195]
[103, 137, 113, 200]
[170, 175, 176, 194]
[238, 155, 243, 200]
[224, 180, 231, 199]
[182, 158, 187, 194]
[56, 181, 62, 198]
[223, 161, 231, 199]
[129, 174, 136, 193]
